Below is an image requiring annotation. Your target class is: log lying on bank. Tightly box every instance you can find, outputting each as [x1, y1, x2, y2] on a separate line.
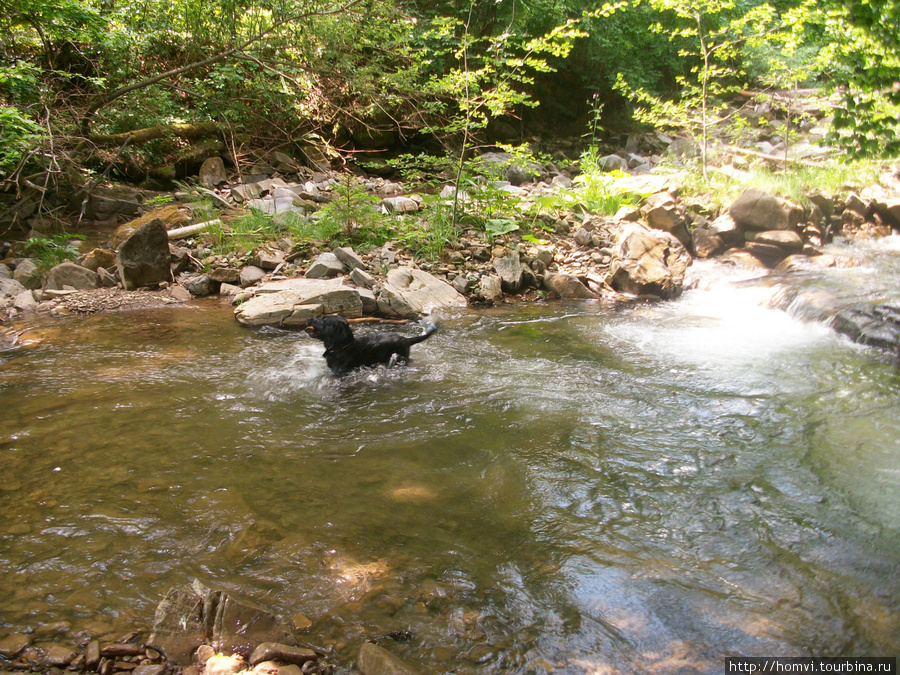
[167, 219, 222, 240]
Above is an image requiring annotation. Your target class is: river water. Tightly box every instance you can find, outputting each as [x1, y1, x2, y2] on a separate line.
[1, 237, 899, 673]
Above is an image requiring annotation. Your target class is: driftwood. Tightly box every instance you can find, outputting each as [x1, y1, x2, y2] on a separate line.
[346, 317, 412, 324]
[167, 219, 221, 240]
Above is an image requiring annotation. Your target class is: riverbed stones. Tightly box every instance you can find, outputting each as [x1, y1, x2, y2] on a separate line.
[479, 274, 503, 303]
[248, 643, 317, 667]
[608, 222, 691, 299]
[44, 262, 101, 291]
[240, 265, 267, 288]
[333, 246, 365, 271]
[0, 633, 30, 658]
[13, 258, 42, 289]
[147, 581, 297, 666]
[356, 642, 420, 675]
[376, 267, 466, 318]
[116, 218, 173, 290]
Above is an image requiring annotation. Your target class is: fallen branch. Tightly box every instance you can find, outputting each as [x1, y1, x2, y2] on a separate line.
[87, 121, 220, 147]
[167, 219, 221, 240]
[723, 144, 836, 168]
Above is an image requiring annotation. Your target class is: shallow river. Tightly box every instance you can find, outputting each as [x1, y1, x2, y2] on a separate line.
[2, 238, 899, 673]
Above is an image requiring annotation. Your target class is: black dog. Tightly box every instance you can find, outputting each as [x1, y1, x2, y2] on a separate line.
[305, 315, 437, 376]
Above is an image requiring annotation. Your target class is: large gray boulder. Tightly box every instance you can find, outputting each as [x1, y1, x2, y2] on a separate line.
[305, 252, 345, 279]
[116, 218, 172, 290]
[729, 188, 803, 231]
[199, 157, 227, 188]
[609, 222, 691, 299]
[543, 273, 597, 299]
[147, 580, 296, 667]
[0, 277, 27, 299]
[234, 277, 363, 326]
[376, 267, 466, 319]
[13, 259, 42, 289]
[44, 262, 100, 291]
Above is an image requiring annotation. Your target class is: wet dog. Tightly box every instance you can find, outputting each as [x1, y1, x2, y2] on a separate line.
[305, 315, 437, 376]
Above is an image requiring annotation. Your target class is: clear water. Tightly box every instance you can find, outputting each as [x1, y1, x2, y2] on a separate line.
[1, 241, 899, 673]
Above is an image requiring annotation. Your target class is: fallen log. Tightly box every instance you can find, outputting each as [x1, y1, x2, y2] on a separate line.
[167, 219, 221, 240]
[88, 122, 220, 147]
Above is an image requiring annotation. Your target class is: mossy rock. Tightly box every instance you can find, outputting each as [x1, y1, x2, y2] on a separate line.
[112, 205, 190, 249]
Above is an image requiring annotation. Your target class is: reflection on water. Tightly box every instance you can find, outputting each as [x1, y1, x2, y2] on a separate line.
[1, 252, 899, 673]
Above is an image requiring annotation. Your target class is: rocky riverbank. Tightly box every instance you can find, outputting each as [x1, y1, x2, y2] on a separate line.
[0, 580, 423, 675]
[2, 155, 900, 351]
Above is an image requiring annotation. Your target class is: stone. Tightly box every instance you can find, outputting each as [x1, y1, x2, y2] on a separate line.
[182, 275, 215, 297]
[168, 285, 192, 302]
[305, 253, 345, 279]
[358, 288, 377, 314]
[744, 241, 789, 268]
[872, 196, 900, 228]
[44, 644, 77, 667]
[608, 222, 691, 299]
[133, 665, 166, 675]
[85, 640, 100, 669]
[376, 267, 467, 319]
[492, 250, 523, 293]
[255, 249, 285, 271]
[479, 275, 503, 304]
[720, 248, 769, 270]
[844, 193, 867, 217]
[13, 290, 36, 310]
[13, 258, 42, 289]
[0, 263, 10, 279]
[199, 157, 228, 188]
[381, 197, 419, 214]
[333, 247, 365, 271]
[573, 227, 594, 247]
[147, 581, 296, 667]
[356, 642, 420, 675]
[116, 219, 172, 290]
[451, 274, 471, 295]
[708, 212, 743, 246]
[44, 262, 100, 291]
[350, 267, 376, 289]
[208, 268, 241, 284]
[598, 154, 628, 172]
[806, 189, 834, 221]
[832, 303, 900, 351]
[247, 198, 276, 215]
[744, 229, 804, 255]
[97, 267, 119, 288]
[0, 277, 27, 299]
[79, 248, 117, 272]
[641, 192, 685, 232]
[248, 643, 317, 667]
[291, 614, 312, 631]
[0, 633, 30, 658]
[235, 278, 363, 326]
[112, 206, 190, 249]
[240, 266, 267, 288]
[205, 654, 245, 675]
[691, 227, 725, 258]
[230, 183, 262, 203]
[729, 187, 803, 231]
[101, 644, 143, 657]
[543, 273, 597, 299]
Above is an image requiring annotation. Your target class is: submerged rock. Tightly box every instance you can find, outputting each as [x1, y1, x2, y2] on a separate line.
[147, 580, 296, 666]
[356, 642, 420, 675]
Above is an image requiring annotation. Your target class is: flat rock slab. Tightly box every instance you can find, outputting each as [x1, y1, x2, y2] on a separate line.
[235, 277, 363, 326]
[376, 267, 467, 318]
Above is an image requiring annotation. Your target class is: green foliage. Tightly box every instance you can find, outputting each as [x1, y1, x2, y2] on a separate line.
[316, 174, 386, 242]
[396, 201, 460, 260]
[0, 104, 44, 176]
[23, 233, 85, 271]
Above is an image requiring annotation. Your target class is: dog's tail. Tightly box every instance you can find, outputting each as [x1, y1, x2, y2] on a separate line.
[405, 321, 438, 346]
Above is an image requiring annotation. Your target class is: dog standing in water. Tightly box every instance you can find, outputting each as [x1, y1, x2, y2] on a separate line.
[305, 315, 437, 376]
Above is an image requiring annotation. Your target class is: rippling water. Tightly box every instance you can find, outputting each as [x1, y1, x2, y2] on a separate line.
[1, 241, 899, 673]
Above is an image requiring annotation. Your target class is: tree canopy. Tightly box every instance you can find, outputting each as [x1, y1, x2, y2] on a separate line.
[1, 0, 898, 188]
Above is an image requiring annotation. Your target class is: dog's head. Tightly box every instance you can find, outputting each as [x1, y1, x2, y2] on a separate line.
[305, 315, 354, 348]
